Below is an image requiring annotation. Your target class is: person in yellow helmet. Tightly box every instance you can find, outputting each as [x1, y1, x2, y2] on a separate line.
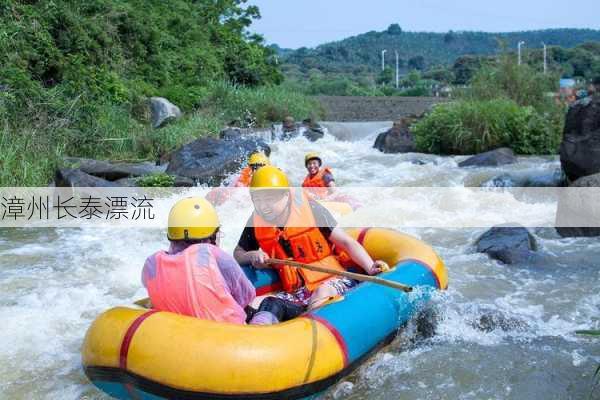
[142, 197, 284, 325]
[234, 151, 270, 188]
[233, 166, 388, 310]
[206, 151, 270, 206]
[302, 152, 335, 199]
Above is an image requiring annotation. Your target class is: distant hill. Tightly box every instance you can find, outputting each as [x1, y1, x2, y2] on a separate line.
[281, 27, 600, 75]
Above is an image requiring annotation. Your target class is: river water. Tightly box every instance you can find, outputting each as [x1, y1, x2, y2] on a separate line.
[1, 123, 599, 399]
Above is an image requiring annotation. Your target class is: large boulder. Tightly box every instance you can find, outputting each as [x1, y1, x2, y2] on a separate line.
[556, 173, 600, 237]
[373, 118, 416, 153]
[459, 147, 517, 168]
[55, 168, 120, 187]
[560, 95, 600, 182]
[63, 157, 166, 181]
[150, 97, 182, 128]
[475, 224, 538, 265]
[166, 137, 270, 186]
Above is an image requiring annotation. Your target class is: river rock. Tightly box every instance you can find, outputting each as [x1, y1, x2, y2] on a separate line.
[150, 97, 182, 128]
[482, 168, 565, 187]
[165, 137, 270, 186]
[55, 168, 121, 187]
[459, 148, 517, 168]
[475, 224, 538, 265]
[556, 173, 600, 237]
[473, 308, 529, 333]
[276, 116, 301, 141]
[63, 157, 166, 181]
[373, 118, 416, 153]
[560, 95, 600, 181]
[302, 119, 325, 142]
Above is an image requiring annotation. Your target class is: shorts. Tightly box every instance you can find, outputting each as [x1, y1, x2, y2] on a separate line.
[275, 277, 358, 307]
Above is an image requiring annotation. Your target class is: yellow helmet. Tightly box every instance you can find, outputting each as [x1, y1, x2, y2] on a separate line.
[304, 152, 322, 167]
[167, 197, 219, 241]
[248, 152, 270, 167]
[250, 165, 289, 189]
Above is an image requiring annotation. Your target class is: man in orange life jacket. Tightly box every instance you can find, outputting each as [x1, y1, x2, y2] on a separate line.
[234, 166, 388, 309]
[302, 152, 335, 200]
[142, 197, 293, 325]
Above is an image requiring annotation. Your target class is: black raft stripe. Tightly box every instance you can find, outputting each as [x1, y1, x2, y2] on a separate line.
[84, 329, 399, 400]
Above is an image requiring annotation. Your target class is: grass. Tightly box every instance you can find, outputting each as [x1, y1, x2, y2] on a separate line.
[0, 82, 322, 186]
[413, 99, 562, 155]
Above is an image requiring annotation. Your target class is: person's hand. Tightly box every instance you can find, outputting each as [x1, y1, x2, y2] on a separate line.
[365, 260, 390, 275]
[247, 250, 269, 269]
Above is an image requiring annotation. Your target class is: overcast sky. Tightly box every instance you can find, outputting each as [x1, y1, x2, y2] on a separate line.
[248, 0, 600, 49]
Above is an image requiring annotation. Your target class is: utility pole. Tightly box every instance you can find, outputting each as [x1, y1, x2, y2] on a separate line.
[381, 49, 387, 71]
[395, 51, 400, 89]
[542, 42, 547, 74]
[518, 41, 525, 65]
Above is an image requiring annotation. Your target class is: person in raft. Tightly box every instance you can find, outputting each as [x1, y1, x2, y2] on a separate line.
[302, 152, 334, 200]
[141, 197, 299, 325]
[234, 151, 270, 187]
[233, 165, 388, 309]
[206, 151, 270, 205]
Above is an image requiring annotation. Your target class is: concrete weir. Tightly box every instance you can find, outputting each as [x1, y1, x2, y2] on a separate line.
[321, 121, 392, 141]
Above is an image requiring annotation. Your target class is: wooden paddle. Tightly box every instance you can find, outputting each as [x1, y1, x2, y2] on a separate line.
[266, 258, 413, 293]
[132, 259, 413, 308]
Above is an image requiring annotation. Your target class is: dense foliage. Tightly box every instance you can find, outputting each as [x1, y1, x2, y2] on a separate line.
[0, 1, 321, 186]
[413, 56, 564, 155]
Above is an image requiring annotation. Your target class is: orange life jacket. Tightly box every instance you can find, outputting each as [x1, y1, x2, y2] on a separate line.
[234, 167, 253, 187]
[146, 244, 247, 324]
[253, 189, 346, 292]
[302, 167, 333, 199]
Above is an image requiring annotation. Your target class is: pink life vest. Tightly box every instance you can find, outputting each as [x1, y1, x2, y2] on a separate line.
[145, 244, 247, 324]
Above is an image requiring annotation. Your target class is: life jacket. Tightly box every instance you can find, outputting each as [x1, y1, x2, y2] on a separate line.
[253, 189, 346, 292]
[302, 167, 333, 199]
[145, 244, 247, 324]
[234, 167, 253, 187]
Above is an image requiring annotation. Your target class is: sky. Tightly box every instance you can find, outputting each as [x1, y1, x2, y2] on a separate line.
[248, 0, 600, 49]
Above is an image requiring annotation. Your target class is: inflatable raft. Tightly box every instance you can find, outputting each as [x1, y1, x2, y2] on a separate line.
[82, 228, 447, 399]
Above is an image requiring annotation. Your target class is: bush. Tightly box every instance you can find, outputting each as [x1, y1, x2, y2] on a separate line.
[413, 99, 562, 155]
[136, 173, 175, 187]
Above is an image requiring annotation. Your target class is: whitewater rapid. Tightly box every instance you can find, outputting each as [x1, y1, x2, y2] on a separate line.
[0, 125, 598, 399]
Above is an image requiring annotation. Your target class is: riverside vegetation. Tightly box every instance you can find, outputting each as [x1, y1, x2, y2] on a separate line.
[0, 1, 321, 186]
[412, 54, 565, 155]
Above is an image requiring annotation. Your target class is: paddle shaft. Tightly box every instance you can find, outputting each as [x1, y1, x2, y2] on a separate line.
[266, 258, 412, 293]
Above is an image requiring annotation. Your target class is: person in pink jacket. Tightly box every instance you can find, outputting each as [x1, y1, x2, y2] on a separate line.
[142, 197, 301, 325]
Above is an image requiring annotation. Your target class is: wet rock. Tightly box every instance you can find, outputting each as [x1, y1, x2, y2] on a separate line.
[415, 307, 438, 339]
[114, 177, 139, 187]
[55, 168, 121, 187]
[173, 176, 195, 187]
[277, 116, 301, 141]
[150, 97, 182, 128]
[473, 308, 529, 333]
[475, 224, 538, 265]
[165, 137, 270, 186]
[373, 117, 417, 153]
[482, 168, 566, 187]
[560, 96, 600, 181]
[282, 116, 296, 132]
[301, 118, 325, 142]
[556, 173, 600, 237]
[63, 157, 166, 181]
[459, 148, 517, 168]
